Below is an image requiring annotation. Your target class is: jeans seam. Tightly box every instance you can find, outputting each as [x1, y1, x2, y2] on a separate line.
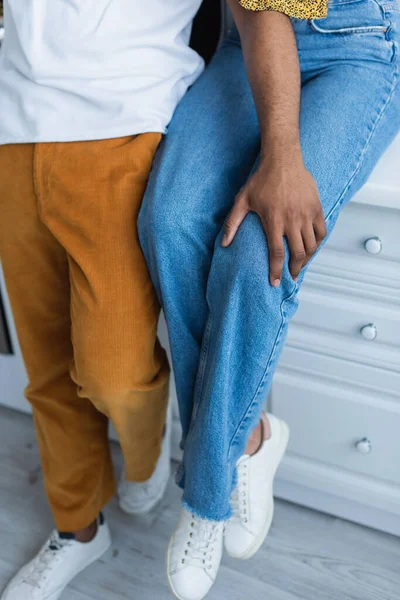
[227, 284, 298, 457]
[309, 19, 388, 34]
[189, 310, 213, 428]
[325, 59, 399, 223]
[327, 0, 363, 4]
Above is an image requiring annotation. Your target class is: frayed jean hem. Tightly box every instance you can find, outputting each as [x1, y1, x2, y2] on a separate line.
[177, 467, 239, 522]
[181, 497, 232, 522]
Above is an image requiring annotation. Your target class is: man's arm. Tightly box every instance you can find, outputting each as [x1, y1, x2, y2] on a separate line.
[223, 0, 327, 286]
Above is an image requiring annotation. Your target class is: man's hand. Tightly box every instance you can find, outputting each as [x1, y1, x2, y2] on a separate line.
[221, 154, 327, 286]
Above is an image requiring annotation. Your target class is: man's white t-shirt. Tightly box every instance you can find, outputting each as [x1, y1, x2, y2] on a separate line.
[0, 0, 204, 145]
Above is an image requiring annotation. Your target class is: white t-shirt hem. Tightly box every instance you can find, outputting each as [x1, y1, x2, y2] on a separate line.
[0, 123, 168, 146]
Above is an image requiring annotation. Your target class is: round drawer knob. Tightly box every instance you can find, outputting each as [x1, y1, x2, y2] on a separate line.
[364, 237, 382, 255]
[355, 438, 372, 455]
[360, 323, 377, 341]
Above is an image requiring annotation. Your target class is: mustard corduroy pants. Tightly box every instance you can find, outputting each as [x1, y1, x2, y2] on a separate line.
[0, 135, 170, 531]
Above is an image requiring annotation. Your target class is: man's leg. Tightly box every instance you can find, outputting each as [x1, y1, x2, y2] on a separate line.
[0, 143, 114, 533]
[0, 143, 113, 600]
[0, 137, 171, 600]
[35, 135, 170, 484]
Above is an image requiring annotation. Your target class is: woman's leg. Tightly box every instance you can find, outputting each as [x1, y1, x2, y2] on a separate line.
[181, 8, 400, 520]
[141, 2, 400, 521]
[139, 32, 261, 441]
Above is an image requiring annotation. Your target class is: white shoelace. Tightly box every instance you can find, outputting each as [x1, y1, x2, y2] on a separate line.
[231, 460, 249, 524]
[181, 516, 221, 571]
[23, 531, 73, 588]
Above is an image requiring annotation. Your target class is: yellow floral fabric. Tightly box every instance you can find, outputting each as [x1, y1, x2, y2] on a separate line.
[239, 0, 328, 19]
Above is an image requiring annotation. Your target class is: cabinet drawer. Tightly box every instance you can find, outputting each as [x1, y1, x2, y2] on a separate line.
[279, 344, 400, 398]
[325, 202, 400, 264]
[292, 286, 400, 362]
[272, 372, 400, 485]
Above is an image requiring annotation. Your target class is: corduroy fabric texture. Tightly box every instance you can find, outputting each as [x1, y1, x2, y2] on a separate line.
[0, 135, 170, 531]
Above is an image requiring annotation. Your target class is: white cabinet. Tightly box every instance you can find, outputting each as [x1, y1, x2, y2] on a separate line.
[0, 268, 28, 412]
[272, 133, 400, 536]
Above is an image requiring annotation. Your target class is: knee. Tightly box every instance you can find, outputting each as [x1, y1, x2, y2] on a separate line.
[78, 377, 169, 422]
[78, 376, 128, 406]
[211, 213, 296, 300]
[73, 352, 169, 409]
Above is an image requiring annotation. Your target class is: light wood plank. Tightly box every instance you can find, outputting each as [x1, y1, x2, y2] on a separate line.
[0, 406, 399, 600]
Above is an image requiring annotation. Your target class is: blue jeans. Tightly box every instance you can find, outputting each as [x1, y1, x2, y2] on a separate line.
[139, 0, 400, 521]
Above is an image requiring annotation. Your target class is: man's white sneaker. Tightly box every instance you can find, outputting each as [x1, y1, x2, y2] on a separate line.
[1, 517, 111, 600]
[167, 508, 224, 600]
[224, 413, 289, 560]
[118, 406, 172, 515]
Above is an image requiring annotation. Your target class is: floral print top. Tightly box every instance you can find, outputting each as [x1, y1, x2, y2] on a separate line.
[238, 0, 328, 19]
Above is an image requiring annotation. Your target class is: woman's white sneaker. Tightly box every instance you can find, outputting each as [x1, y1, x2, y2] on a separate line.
[1, 518, 111, 600]
[118, 406, 172, 515]
[224, 413, 289, 560]
[167, 508, 224, 600]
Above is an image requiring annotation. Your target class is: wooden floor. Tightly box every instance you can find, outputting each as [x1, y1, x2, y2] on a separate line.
[1, 406, 399, 600]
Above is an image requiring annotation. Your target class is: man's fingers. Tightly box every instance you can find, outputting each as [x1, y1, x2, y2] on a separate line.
[264, 221, 285, 287]
[221, 196, 248, 247]
[287, 228, 306, 281]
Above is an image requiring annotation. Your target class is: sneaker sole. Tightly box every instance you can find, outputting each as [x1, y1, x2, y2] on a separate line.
[226, 419, 290, 561]
[166, 535, 214, 600]
[166, 536, 186, 600]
